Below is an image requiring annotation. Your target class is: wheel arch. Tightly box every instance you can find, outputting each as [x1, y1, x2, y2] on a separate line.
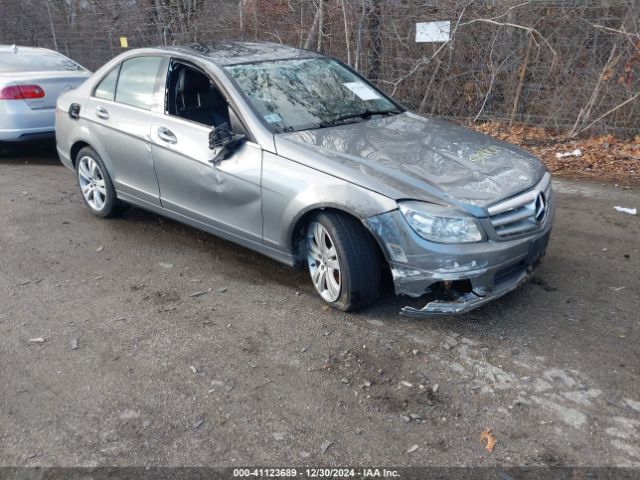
[289, 205, 390, 280]
[70, 140, 91, 168]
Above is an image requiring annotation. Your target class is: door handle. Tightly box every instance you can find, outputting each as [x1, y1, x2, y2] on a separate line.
[95, 106, 109, 120]
[157, 127, 177, 144]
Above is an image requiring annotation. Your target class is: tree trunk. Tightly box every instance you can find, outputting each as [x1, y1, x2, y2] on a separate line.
[367, 0, 382, 82]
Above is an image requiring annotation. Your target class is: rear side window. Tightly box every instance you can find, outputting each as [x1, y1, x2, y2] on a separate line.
[114, 56, 162, 110]
[0, 50, 84, 73]
[94, 66, 119, 101]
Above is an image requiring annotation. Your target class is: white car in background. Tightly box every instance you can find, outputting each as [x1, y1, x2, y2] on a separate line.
[0, 45, 90, 142]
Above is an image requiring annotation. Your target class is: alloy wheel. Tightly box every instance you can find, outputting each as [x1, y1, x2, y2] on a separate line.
[306, 221, 342, 302]
[78, 155, 107, 211]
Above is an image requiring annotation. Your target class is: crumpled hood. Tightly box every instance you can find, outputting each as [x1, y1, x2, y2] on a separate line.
[275, 112, 545, 211]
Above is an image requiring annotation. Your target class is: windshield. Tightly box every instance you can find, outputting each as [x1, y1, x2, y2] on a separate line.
[0, 50, 84, 73]
[225, 58, 400, 132]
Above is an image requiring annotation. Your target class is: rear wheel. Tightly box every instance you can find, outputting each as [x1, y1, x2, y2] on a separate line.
[306, 211, 382, 311]
[76, 146, 122, 217]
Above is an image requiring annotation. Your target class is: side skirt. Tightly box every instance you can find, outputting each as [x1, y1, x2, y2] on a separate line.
[116, 191, 295, 267]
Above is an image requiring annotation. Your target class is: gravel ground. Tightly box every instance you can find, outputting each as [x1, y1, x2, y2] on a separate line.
[1, 141, 639, 467]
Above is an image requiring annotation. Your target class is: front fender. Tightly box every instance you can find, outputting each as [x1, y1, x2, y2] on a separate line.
[261, 151, 397, 254]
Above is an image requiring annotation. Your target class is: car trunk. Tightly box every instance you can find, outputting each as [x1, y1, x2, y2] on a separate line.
[2, 71, 89, 109]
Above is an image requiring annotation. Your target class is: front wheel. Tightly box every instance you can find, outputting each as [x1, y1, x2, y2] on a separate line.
[306, 211, 382, 311]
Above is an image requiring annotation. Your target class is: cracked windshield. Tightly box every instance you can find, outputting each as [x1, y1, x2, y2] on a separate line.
[226, 57, 400, 132]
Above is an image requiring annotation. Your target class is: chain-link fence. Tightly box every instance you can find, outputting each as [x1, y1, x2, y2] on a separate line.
[2, 0, 639, 136]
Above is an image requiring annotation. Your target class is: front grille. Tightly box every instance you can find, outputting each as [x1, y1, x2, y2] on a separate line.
[488, 173, 550, 238]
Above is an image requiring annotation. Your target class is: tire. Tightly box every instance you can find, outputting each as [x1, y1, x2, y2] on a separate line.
[75, 146, 122, 218]
[306, 211, 382, 311]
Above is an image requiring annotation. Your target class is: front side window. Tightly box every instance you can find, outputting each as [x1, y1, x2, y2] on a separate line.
[225, 58, 399, 132]
[94, 66, 119, 101]
[115, 56, 162, 110]
[165, 63, 230, 128]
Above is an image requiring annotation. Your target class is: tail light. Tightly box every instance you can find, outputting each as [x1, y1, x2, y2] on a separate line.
[0, 85, 46, 100]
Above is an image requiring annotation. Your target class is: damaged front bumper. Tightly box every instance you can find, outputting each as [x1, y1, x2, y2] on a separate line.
[399, 261, 537, 317]
[364, 185, 554, 317]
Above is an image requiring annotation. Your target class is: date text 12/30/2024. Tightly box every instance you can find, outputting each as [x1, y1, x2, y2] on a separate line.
[233, 468, 401, 478]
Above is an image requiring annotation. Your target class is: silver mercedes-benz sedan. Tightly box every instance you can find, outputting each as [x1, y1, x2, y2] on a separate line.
[0, 45, 89, 142]
[55, 42, 554, 317]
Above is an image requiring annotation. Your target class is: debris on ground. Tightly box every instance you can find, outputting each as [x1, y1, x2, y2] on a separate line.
[555, 148, 583, 159]
[158, 262, 173, 269]
[407, 444, 419, 453]
[193, 416, 205, 429]
[614, 206, 637, 215]
[28, 337, 45, 343]
[70, 338, 79, 350]
[320, 440, 333, 455]
[480, 429, 497, 452]
[95, 245, 104, 252]
[190, 365, 199, 374]
[119, 409, 140, 420]
[189, 289, 211, 298]
[216, 288, 227, 293]
[400, 380, 413, 388]
[609, 286, 626, 292]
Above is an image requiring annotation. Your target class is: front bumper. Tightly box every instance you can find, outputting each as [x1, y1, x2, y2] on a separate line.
[364, 184, 554, 317]
[399, 254, 542, 317]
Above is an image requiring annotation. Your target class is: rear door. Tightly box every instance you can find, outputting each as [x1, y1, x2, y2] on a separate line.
[84, 56, 164, 206]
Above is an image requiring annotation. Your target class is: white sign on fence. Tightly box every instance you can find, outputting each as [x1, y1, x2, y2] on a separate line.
[415, 21, 451, 43]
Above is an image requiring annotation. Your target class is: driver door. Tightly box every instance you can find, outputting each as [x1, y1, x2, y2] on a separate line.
[149, 60, 262, 242]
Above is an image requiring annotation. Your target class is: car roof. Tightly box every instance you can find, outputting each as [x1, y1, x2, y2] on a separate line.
[0, 45, 58, 54]
[165, 41, 323, 66]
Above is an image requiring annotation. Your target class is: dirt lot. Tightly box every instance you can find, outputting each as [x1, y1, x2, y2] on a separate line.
[1, 142, 639, 468]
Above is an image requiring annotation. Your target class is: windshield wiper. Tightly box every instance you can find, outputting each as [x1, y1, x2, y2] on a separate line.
[314, 109, 401, 129]
[331, 109, 401, 124]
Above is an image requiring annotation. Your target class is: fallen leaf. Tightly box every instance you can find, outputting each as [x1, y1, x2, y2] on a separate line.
[480, 429, 496, 452]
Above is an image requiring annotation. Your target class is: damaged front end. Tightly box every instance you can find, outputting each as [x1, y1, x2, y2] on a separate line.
[364, 175, 554, 317]
[397, 262, 539, 317]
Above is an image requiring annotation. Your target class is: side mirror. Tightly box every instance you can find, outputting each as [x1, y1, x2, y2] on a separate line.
[209, 122, 246, 164]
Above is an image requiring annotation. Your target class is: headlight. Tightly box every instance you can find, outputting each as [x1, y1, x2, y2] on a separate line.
[398, 201, 483, 244]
